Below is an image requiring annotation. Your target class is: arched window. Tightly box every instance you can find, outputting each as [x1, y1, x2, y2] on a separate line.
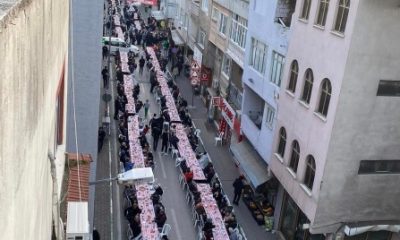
[300, 0, 312, 20]
[289, 141, 300, 172]
[304, 155, 316, 190]
[317, 79, 332, 116]
[287, 60, 299, 93]
[315, 0, 330, 27]
[301, 69, 314, 104]
[334, 0, 350, 33]
[277, 127, 287, 157]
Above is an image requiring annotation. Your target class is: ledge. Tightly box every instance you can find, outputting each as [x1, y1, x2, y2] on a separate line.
[313, 111, 327, 122]
[298, 100, 310, 109]
[274, 153, 284, 164]
[330, 30, 345, 38]
[298, 18, 308, 24]
[285, 90, 295, 98]
[286, 167, 297, 179]
[313, 24, 325, 31]
[300, 184, 312, 197]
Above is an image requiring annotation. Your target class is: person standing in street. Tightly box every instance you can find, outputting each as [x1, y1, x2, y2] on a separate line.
[101, 66, 109, 88]
[232, 175, 245, 205]
[161, 130, 169, 155]
[102, 45, 108, 59]
[144, 99, 150, 118]
[151, 125, 161, 151]
[93, 227, 100, 240]
[139, 56, 145, 75]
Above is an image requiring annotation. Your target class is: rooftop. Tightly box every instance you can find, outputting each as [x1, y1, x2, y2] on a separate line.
[0, 0, 19, 19]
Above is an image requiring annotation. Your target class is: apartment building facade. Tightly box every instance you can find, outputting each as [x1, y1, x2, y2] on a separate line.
[0, 0, 69, 239]
[270, 0, 400, 239]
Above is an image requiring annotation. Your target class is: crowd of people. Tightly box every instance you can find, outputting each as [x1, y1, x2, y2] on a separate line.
[101, 0, 247, 239]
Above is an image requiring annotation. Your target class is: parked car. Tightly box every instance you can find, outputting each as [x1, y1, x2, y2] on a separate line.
[102, 37, 139, 55]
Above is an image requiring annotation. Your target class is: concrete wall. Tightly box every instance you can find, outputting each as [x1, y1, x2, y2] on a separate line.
[241, 0, 290, 163]
[67, 0, 103, 229]
[0, 0, 69, 238]
[269, 0, 359, 225]
[314, 0, 400, 234]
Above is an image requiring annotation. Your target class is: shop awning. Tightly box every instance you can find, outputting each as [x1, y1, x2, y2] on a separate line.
[344, 224, 400, 236]
[171, 30, 184, 46]
[230, 140, 271, 190]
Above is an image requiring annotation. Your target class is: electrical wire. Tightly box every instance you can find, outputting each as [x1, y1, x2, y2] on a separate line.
[69, 0, 82, 202]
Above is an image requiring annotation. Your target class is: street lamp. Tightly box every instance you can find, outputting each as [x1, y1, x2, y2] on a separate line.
[89, 167, 155, 185]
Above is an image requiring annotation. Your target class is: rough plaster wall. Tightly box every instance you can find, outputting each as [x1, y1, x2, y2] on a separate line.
[315, 0, 400, 233]
[0, 0, 68, 238]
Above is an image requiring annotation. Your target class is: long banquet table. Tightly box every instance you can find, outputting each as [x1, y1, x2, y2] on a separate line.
[121, 55, 160, 239]
[146, 47, 230, 240]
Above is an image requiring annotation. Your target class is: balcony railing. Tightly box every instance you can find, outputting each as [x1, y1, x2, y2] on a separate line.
[190, 1, 200, 17]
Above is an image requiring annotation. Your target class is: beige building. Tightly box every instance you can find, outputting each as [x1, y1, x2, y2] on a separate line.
[0, 0, 69, 239]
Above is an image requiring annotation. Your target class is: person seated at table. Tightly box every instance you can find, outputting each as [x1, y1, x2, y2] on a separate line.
[193, 191, 202, 205]
[154, 209, 167, 228]
[179, 159, 189, 173]
[125, 202, 142, 222]
[213, 191, 223, 205]
[169, 133, 179, 150]
[228, 227, 240, 240]
[187, 181, 198, 194]
[212, 182, 221, 195]
[129, 214, 142, 238]
[202, 218, 215, 240]
[151, 193, 162, 205]
[195, 202, 207, 221]
[224, 212, 238, 229]
[124, 186, 137, 203]
[184, 168, 194, 183]
[204, 163, 215, 183]
[154, 201, 165, 215]
[141, 124, 150, 135]
[154, 185, 164, 196]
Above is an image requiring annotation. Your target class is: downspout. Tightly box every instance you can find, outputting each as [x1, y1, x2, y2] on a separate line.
[48, 153, 63, 240]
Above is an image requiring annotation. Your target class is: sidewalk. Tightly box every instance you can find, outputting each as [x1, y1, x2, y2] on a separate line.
[173, 74, 277, 240]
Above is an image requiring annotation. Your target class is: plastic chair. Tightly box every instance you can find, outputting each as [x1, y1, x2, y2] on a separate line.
[159, 223, 172, 238]
[194, 129, 201, 138]
[214, 132, 223, 146]
[175, 157, 184, 168]
[171, 148, 179, 159]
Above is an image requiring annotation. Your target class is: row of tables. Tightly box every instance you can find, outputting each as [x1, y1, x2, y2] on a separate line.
[147, 47, 230, 240]
[120, 48, 160, 239]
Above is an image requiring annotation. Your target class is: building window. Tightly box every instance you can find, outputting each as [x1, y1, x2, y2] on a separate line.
[315, 0, 330, 27]
[344, 231, 392, 240]
[376, 80, 400, 97]
[358, 160, 400, 174]
[212, 7, 219, 21]
[333, 0, 350, 33]
[218, 13, 228, 35]
[198, 30, 206, 47]
[55, 65, 65, 145]
[201, 0, 209, 12]
[221, 55, 231, 78]
[250, 38, 268, 74]
[277, 127, 287, 157]
[289, 141, 300, 173]
[271, 51, 285, 86]
[287, 60, 299, 93]
[300, 0, 312, 20]
[304, 155, 316, 190]
[265, 104, 275, 128]
[301, 69, 314, 104]
[317, 79, 332, 117]
[230, 14, 248, 49]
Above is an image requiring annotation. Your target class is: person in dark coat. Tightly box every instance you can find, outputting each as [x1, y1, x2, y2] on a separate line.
[139, 56, 145, 75]
[161, 130, 169, 154]
[151, 126, 161, 151]
[232, 175, 245, 205]
[93, 227, 100, 240]
[101, 67, 109, 88]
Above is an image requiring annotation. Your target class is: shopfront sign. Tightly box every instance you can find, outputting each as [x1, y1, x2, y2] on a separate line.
[129, 0, 158, 6]
[211, 97, 235, 128]
[200, 66, 212, 83]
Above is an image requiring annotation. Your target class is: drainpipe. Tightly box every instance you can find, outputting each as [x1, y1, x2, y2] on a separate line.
[48, 153, 62, 240]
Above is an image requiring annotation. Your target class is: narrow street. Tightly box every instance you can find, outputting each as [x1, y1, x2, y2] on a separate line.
[92, 2, 276, 240]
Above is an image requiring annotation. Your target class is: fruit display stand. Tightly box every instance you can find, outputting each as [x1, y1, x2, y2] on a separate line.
[242, 184, 274, 226]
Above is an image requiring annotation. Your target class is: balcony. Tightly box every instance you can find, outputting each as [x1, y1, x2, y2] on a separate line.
[275, 0, 296, 27]
[190, 0, 200, 17]
[241, 114, 261, 147]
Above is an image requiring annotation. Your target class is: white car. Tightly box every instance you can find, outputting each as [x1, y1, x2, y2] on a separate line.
[102, 37, 140, 55]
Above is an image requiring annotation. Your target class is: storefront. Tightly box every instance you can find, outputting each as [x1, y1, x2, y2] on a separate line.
[230, 139, 278, 230]
[209, 96, 237, 146]
[279, 191, 324, 240]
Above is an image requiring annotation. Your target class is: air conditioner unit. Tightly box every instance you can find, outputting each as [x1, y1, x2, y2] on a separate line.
[66, 202, 90, 240]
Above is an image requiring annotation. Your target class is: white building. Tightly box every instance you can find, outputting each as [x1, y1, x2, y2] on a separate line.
[270, 0, 400, 239]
